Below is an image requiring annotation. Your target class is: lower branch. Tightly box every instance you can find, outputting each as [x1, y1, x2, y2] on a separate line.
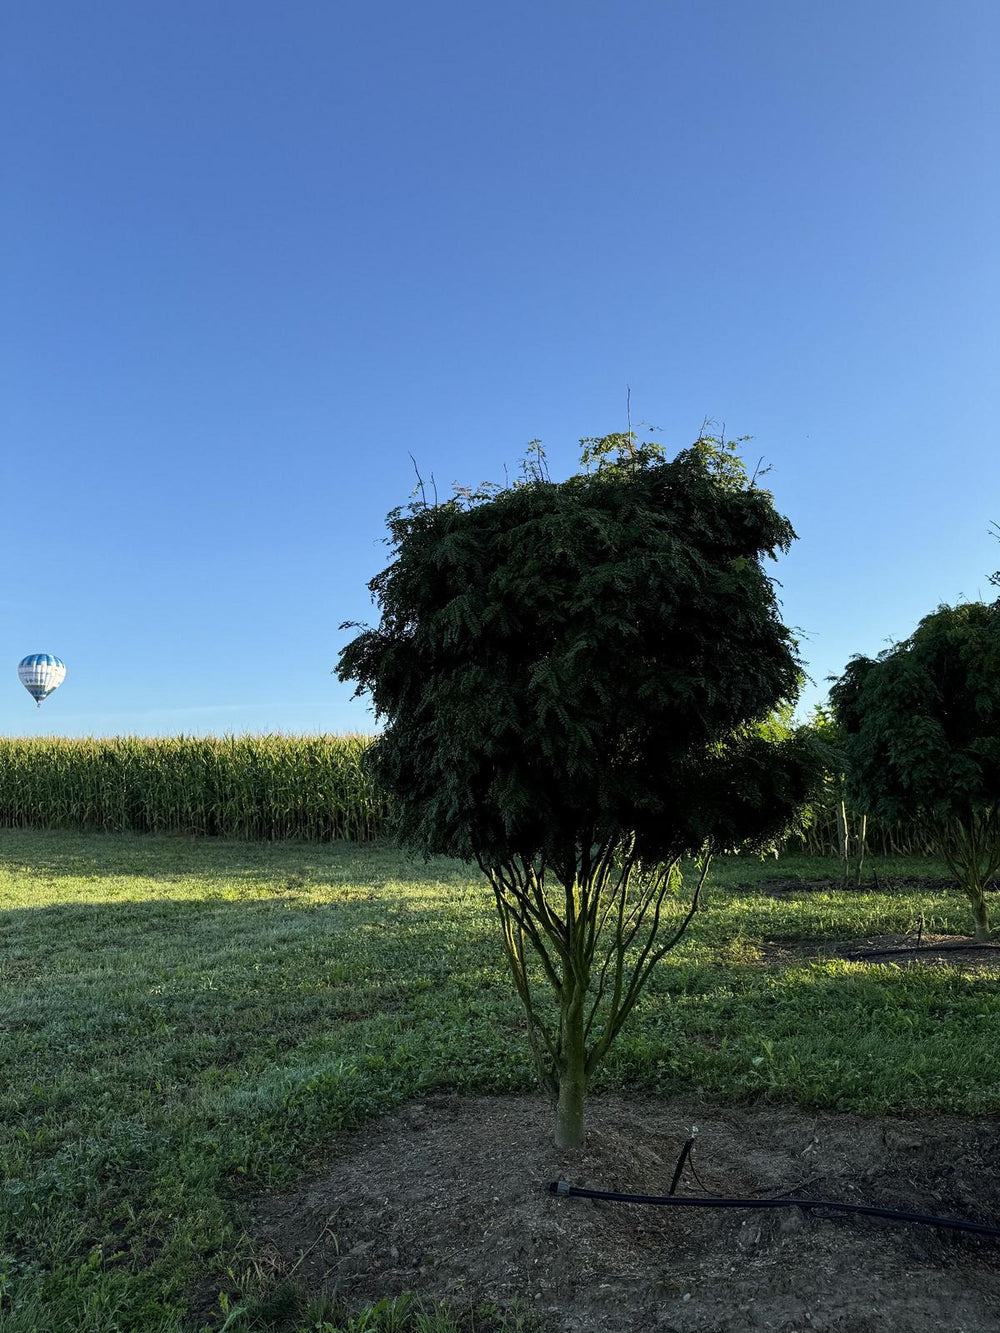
[585, 853, 710, 1077]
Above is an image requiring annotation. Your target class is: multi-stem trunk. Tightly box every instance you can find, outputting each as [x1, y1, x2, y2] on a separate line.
[934, 811, 998, 943]
[555, 988, 588, 1149]
[836, 797, 868, 887]
[968, 881, 991, 943]
[484, 849, 708, 1151]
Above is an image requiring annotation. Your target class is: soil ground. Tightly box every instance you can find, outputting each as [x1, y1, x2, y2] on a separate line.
[755, 877, 960, 897]
[250, 1094, 1000, 1333]
[758, 933, 1000, 971]
[752, 876, 999, 902]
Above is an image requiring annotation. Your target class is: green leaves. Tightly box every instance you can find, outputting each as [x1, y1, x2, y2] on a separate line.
[338, 430, 809, 869]
[831, 602, 1000, 935]
[831, 603, 1000, 825]
[338, 429, 819, 1131]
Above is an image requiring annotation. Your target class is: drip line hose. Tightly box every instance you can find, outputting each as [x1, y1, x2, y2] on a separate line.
[547, 1181, 1000, 1239]
[846, 943, 1000, 959]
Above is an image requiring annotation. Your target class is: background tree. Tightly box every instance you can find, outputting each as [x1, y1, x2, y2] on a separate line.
[338, 432, 820, 1147]
[804, 705, 869, 885]
[830, 602, 1000, 940]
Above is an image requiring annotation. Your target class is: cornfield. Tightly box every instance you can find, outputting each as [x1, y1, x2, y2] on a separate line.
[0, 732, 939, 855]
[0, 734, 389, 841]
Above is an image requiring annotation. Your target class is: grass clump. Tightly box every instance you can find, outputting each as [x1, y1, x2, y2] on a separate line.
[225, 1288, 544, 1333]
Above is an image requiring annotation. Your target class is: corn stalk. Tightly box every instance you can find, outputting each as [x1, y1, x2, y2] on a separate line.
[0, 734, 388, 841]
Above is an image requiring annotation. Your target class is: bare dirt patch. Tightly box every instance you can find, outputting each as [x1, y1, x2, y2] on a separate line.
[751, 876, 999, 899]
[759, 933, 1000, 972]
[249, 1094, 1000, 1332]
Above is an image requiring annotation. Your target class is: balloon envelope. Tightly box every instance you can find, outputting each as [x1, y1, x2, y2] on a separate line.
[18, 654, 67, 706]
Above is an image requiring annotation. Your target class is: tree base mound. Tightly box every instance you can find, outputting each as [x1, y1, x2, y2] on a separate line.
[249, 1094, 1000, 1332]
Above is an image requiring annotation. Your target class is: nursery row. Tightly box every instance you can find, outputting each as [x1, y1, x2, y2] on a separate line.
[0, 731, 935, 853]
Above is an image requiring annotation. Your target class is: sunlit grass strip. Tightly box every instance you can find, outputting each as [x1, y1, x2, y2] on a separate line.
[0, 734, 388, 841]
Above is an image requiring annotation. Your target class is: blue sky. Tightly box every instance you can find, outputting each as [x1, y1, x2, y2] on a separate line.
[3, 1, 997, 737]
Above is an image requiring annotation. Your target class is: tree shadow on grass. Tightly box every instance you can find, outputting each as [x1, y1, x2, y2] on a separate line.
[0, 888, 534, 1333]
[0, 888, 498, 982]
[0, 826, 478, 888]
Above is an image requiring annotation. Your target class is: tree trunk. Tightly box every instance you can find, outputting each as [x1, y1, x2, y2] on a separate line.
[554, 993, 588, 1149]
[554, 1059, 587, 1149]
[836, 799, 849, 884]
[850, 813, 868, 888]
[969, 885, 991, 942]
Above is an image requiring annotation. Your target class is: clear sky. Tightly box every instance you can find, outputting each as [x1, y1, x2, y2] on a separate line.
[3, 1, 998, 738]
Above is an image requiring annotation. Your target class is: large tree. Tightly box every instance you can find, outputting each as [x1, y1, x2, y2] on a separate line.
[338, 433, 818, 1146]
[830, 602, 1000, 941]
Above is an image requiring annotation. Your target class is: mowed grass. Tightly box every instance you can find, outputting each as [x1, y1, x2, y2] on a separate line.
[2, 832, 1000, 1332]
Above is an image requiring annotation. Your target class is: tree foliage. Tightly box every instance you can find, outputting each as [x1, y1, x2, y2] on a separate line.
[796, 706, 869, 884]
[338, 432, 819, 1144]
[830, 602, 1000, 938]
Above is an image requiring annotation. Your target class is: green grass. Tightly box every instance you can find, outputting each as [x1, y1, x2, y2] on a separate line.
[1, 831, 998, 1332]
[213, 1289, 543, 1333]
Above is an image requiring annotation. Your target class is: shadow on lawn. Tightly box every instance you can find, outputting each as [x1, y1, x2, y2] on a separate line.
[0, 893, 493, 975]
[0, 885, 503, 996]
[0, 827, 476, 888]
[1, 829, 960, 902]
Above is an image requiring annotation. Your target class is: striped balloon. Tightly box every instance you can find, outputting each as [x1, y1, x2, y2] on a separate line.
[18, 654, 67, 706]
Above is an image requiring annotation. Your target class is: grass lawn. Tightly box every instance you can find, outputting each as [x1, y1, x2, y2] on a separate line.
[2, 830, 999, 1332]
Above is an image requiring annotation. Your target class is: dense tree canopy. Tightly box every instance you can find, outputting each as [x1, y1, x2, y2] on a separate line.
[830, 601, 1000, 938]
[339, 434, 819, 1144]
[341, 440, 808, 864]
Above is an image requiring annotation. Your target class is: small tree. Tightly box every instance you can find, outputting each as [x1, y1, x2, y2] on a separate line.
[805, 705, 868, 885]
[830, 602, 1000, 940]
[338, 432, 819, 1147]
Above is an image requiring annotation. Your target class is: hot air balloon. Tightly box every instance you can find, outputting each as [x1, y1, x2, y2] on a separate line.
[18, 654, 67, 707]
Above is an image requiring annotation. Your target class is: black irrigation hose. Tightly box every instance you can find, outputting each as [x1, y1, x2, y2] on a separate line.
[847, 943, 1000, 960]
[547, 1181, 1000, 1239]
[669, 1136, 823, 1202]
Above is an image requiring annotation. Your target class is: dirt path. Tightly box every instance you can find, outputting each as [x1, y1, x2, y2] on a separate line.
[250, 1094, 1000, 1332]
